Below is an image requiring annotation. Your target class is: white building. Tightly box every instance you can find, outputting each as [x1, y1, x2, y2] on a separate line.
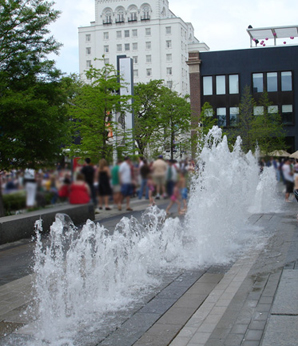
[78, 0, 209, 95]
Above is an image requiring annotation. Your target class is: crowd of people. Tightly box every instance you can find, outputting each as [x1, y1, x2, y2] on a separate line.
[0, 156, 196, 215]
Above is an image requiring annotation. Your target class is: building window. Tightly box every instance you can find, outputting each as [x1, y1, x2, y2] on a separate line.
[229, 107, 239, 127]
[254, 106, 264, 116]
[86, 60, 91, 68]
[167, 81, 173, 89]
[146, 41, 151, 49]
[103, 12, 112, 24]
[166, 40, 172, 48]
[282, 105, 293, 124]
[217, 108, 226, 127]
[145, 28, 151, 36]
[229, 75, 239, 94]
[117, 44, 122, 52]
[124, 30, 130, 38]
[166, 26, 171, 34]
[141, 5, 150, 20]
[104, 58, 109, 64]
[281, 71, 292, 91]
[103, 32, 109, 40]
[132, 42, 138, 50]
[124, 43, 130, 51]
[267, 72, 277, 92]
[86, 47, 91, 55]
[86, 34, 91, 42]
[133, 56, 138, 64]
[268, 105, 278, 115]
[116, 31, 122, 38]
[252, 73, 263, 93]
[146, 68, 152, 76]
[116, 10, 124, 23]
[129, 11, 137, 21]
[134, 69, 138, 77]
[167, 67, 172, 75]
[216, 75, 226, 95]
[132, 29, 138, 37]
[104, 45, 109, 53]
[146, 55, 151, 63]
[203, 76, 213, 96]
[166, 54, 172, 62]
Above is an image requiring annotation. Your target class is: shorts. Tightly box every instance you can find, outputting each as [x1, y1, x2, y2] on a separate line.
[153, 175, 165, 187]
[121, 183, 133, 197]
[181, 187, 188, 200]
[285, 180, 294, 194]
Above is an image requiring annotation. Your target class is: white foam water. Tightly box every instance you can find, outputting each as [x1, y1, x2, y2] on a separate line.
[29, 126, 281, 345]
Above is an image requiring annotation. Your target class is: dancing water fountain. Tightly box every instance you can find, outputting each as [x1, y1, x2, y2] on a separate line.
[11, 127, 282, 345]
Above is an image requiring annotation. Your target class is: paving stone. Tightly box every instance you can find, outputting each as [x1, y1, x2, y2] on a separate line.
[245, 329, 263, 341]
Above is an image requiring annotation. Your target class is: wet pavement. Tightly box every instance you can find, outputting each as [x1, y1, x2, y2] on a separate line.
[0, 189, 298, 345]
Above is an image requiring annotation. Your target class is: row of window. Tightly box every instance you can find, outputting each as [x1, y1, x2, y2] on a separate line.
[102, 5, 151, 24]
[203, 75, 239, 95]
[252, 71, 292, 93]
[85, 40, 172, 55]
[203, 72, 293, 96]
[216, 105, 294, 127]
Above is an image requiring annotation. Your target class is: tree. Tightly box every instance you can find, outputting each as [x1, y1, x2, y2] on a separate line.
[0, 0, 71, 216]
[229, 86, 285, 154]
[133, 80, 165, 156]
[133, 81, 191, 159]
[67, 63, 133, 162]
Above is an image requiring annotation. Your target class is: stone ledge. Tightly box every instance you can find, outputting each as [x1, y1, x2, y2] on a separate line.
[0, 204, 95, 245]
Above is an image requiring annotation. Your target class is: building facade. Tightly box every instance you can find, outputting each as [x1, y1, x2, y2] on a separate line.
[188, 40, 298, 152]
[78, 0, 209, 95]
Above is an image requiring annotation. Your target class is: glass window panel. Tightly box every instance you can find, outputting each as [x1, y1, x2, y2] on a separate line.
[229, 75, 239, 94]
[267, 72, 277, 92]
[268, 105, 278, 114]
[117, 44, 122, 52]
[116, 31, 122, 38]
[203, 76, 212, 96]
[281, 71, 292, 91]
[133, 56, 138, 64]
[254, 106, 264, 116]
[146, 55, 151, 63]
[146, 41, 151, 49]
[229, 107, 239, 127]
[282, 104, 293, 124]
[253, 73, 263, 93]
[124, 43, 130, 51]
[216, 75, 226, 95]
[132, 29, 137, 37]
[124, 30, 130, 38]
[217, 108, 226, 127]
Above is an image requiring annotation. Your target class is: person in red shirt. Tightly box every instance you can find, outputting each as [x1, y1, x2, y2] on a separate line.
[69, 173, 91, 204]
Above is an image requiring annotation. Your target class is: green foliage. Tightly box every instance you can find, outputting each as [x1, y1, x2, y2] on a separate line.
[133, 81, 191, 158]
[67, 62, 133, 163]
[0, 0, 70, 170]
[2, 191, 26, 214]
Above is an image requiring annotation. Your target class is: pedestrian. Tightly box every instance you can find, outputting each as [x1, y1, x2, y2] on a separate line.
[69, 173, 90, 204]
[179, 170, 188, 213]
[282, 158, 294, 202]
[119, 156, 133, 211]
[81, 158, 97, 207]
[152, 155, 167, 199]
[58, 174, 71, 202]
[138, 159, 150, 200]
[97, 158, 113, 210]
[165, 181, 181, 216]
[147, 174, 155, 206]
[23, 168, 37, 209]
[166, 159, 178, 198]
[111, 159, 122, 210]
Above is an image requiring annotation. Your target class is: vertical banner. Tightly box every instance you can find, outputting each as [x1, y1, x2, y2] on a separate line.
[117, 56, 134, 130]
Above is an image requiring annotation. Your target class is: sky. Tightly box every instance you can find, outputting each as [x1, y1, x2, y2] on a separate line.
[49, 0, 298, 75]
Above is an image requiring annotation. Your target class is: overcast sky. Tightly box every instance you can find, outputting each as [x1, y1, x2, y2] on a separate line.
[49, 0, 298, 75]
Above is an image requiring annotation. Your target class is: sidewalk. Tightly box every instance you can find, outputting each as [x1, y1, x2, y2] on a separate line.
[0, 192, 297, 345]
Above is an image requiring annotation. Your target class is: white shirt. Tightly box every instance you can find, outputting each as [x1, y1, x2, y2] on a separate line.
[282, 163, 294, 182]
[119, 161, 131, 184]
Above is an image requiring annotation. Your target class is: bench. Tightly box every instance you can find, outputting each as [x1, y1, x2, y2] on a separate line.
[0, 204, 95, 244]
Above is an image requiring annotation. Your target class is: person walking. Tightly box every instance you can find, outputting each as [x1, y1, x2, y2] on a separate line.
[111, 159, 122, 210]
[23, 168, 37, 209]
[166, 159, 178, 198]
[97, 158, 113, 210]
[119, 156, 133, 211]
[165, 181, 181, 216]
[152, 155, 167, 199]
[282, 158, 294, 202]
[138, 159, 150, 200]
[81, 158, 97, 207]
[69, 173, 90, 204]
